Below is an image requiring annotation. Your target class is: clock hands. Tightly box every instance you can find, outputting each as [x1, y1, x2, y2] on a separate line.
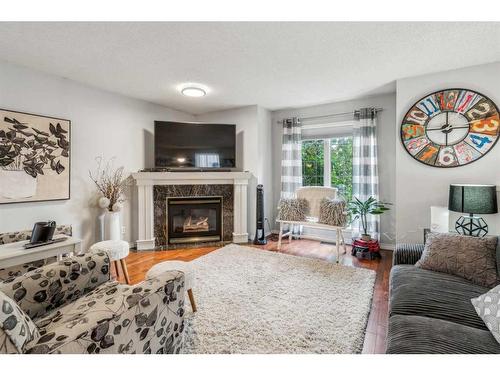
[445, 112, 449, 146]
[426, 112, 470, 132]
[424, 111, 472, 146]
[426, 126, 469, 131]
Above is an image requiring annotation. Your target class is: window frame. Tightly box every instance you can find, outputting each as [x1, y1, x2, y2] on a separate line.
[301, 119, 354, 197]
[300, 129, 355, 236]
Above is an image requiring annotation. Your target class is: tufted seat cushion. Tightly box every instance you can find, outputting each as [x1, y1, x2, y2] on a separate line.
[90, 240, 129, 262]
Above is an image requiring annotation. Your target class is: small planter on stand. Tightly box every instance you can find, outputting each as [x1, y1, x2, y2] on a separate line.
[352, 237, 381, 260]
[347, 196, 391, 261]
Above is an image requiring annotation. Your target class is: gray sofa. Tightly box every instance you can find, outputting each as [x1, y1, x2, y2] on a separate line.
[386, 241, 500, 354]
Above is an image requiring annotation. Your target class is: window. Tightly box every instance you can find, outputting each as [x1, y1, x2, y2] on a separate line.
[302, 136, 353, 201]
[302, 140, 324, 186]
[330, 136, 353, 201]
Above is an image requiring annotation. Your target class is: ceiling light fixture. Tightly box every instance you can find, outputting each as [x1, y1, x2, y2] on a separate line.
[181, 86, 207, 98]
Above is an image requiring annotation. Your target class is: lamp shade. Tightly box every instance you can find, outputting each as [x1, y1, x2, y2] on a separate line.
[448, 184, 498, 214]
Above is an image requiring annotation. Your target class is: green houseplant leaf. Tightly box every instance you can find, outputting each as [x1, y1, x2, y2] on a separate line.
[347, 196, 391, 237]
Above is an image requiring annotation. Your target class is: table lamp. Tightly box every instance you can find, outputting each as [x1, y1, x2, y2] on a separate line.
[448, 184, 498, 237]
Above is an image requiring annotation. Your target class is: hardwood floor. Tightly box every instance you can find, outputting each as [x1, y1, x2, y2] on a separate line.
[115, 238, 392, 354]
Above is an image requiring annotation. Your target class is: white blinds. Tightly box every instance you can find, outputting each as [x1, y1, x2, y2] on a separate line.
[302, 121, 354, 139]
[301, 120, 353, 140]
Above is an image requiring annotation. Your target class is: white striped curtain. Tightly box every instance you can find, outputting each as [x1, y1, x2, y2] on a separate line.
[352, 108, 380, 240]
[281, 117, 302, 198]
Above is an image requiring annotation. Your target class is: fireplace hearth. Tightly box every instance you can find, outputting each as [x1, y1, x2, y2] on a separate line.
[167, 196, 223, 244]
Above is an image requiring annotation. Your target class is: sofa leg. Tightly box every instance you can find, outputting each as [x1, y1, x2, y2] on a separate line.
[187, 288, 197, 312]
[289, 224, 293, 244]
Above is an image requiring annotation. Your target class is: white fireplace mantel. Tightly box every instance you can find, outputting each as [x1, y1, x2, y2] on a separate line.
[131, 171, 253, 250]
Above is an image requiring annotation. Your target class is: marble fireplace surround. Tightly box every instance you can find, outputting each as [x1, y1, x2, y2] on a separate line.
[132, 172, 252, 250]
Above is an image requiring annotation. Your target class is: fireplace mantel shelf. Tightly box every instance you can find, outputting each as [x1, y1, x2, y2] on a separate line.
[132, 171, 252, 186]
[132, 171, 253, 250]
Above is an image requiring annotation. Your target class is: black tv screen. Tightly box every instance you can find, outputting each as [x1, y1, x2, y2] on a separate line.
[154, 121, 236, 169]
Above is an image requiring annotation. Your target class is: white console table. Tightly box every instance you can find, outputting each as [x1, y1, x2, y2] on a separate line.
[0, 235, 82, 269]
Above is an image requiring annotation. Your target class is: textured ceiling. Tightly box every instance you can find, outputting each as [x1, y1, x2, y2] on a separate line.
[0, 22, 498, 114]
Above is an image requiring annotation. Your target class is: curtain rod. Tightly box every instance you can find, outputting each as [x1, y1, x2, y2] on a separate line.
[276, 107, 383, 123]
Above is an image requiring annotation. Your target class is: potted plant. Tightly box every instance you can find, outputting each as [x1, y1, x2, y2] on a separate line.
[89, 157, 126, 240]
[0, 117, 69, 199]
[348, 196, 390, 241]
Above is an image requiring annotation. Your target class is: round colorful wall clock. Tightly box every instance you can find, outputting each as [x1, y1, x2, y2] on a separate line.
[401, 88, 499, 167]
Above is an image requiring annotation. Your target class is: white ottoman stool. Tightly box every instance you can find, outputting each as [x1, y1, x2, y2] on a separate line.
[90, 240, 131, 284]
[146, 261, 196, 312]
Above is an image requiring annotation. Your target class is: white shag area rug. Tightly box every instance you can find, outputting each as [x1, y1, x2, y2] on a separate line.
[182, 244, 376, 354]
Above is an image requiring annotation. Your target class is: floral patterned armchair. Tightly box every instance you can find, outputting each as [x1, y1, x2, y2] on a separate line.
[0, 250, 185, 354]
[0, 225, 73, 282]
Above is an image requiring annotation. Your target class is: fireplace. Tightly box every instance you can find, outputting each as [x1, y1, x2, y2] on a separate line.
[167, 196, 223, 244]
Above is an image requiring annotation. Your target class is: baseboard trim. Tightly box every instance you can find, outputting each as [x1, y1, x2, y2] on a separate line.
[232, 233, 249, 243]
[136, 238, 156, 251]
[379, 243, 395, 251]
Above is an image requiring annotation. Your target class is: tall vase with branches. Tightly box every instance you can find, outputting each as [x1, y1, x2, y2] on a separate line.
[89, 157, 126, 240]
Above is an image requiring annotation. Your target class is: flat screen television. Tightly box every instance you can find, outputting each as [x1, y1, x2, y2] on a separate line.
[154, 121, 236, 169]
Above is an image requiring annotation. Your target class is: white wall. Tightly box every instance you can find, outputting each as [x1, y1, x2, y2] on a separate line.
[271, 93, 397, 247]
[7, 57, 496, 249]
[396, 62, 500, 243]
[0, 60, 195, 250]
[195, 105, 274, 239]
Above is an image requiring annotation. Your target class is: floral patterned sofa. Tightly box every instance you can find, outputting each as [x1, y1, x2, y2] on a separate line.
[0, 250, 186, 354]
[0, 225, 73, 282]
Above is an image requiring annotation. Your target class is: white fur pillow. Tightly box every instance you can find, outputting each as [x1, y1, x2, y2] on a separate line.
[277, 198, 309, 222]
[318, 198, 347, 226]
